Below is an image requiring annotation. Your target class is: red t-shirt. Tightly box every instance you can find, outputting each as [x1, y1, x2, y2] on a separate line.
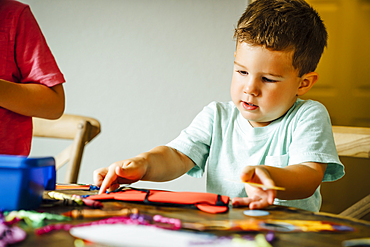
[0, 0, 65, 155]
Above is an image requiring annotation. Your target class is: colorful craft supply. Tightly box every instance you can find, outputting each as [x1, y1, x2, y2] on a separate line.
[152, 214, 182, 230]
[80, 198, 103, 209]
[34, 212, 274, 247]
[55, 184, 100, 191]
[35, 213, 182, 235]
[224, 178, 286, 191]
[342, 238, 370, 247]
[244, 210, 270, 217]
[260, 220, 355, 232]
[0, 222, 27, 247]
[74, 238, 86, 247]
[48, 191, 83, 205]
[89, 185, 100, 191]
[62, 208, 138, 219]
[186, 233, 274, 246]
[186, 219, 355, 232]
[4, 210, 70, 228]
[231, 233, 273, 247]
[0, 211, 26, 246]
[47, 191, 103, 208]
[88, 187, 230, 214]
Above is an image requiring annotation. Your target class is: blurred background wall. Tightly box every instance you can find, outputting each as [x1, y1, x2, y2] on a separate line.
[25, 0, 248, 191]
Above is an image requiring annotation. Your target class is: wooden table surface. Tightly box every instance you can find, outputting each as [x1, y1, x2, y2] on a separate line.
[12, 189, 370, 247]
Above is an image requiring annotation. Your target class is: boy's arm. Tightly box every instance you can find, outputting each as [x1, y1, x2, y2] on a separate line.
[265, 162, 327, 199]
[94, 146, 196, 194]
[0, 79, 65, 119]
[232, 162, 327, 209]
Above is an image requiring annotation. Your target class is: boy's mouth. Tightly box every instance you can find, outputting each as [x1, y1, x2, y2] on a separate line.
[245, 102, 257, 107]
[242, 101, 258, 110]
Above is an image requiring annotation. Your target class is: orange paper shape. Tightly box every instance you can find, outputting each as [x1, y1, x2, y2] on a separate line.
[88, 188, 230, 214]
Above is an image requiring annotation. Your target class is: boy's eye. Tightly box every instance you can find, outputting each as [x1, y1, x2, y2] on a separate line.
[262, 77, 277, 83]
[237, 70, 248, 75]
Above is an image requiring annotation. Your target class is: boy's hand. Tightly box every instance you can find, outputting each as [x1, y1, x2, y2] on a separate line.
[93, 157, 148, 194]
[231, 165, 276, 209]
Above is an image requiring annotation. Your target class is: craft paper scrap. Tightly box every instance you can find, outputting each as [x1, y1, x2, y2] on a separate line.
[187, 219, 355, 232]
[70, 224, 273, 247]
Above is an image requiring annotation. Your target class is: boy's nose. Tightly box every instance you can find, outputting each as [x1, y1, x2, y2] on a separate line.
[243, 78, 259, 96]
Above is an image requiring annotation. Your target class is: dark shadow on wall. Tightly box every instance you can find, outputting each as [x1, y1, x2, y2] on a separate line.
[321, 156, 370, 221]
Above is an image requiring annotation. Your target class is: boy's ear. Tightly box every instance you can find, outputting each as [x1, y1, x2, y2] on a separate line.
[297, 72, 319, 96]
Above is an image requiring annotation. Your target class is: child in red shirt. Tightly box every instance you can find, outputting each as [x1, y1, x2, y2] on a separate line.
[0, 0, 65, 155]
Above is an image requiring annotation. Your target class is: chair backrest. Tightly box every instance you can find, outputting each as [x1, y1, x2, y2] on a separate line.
[332, 126, 370, 158]
[332, 125, 370, 219]
[32, 114, 101, 183]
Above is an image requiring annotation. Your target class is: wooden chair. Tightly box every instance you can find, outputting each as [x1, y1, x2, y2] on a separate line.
[332, 126, 370, 219]
[32, 114, 101, 183]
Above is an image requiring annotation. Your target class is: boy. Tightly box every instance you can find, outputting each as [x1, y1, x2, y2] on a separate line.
[94, 0, 344, 212]
[0, 0, 65, 156]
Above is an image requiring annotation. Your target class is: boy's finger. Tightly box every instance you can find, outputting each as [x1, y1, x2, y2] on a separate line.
[266, 189, 276, 205]
[255, 167, 276, 189]
[92, 168, 107, 186]
[115, 161, 145, 182]
[115, 162, 131, 177]
[107, 183, 120, 192]
[240, 166, 256, 182]
[98, 168, 117, 194]
[249, 199, 269, 210]
[231, 197, 254, 207]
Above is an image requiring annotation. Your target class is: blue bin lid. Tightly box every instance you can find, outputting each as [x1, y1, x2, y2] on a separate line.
[0, 154, 55, 168]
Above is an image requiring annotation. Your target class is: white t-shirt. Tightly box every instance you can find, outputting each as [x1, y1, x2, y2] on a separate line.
[167, 99, 344, 212]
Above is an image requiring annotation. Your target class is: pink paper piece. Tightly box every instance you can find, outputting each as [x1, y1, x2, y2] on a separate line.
[0, 224, 27, 247]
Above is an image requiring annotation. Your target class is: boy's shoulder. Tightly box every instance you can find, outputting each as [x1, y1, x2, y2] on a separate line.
[286, 98, 331, 126]
[294, 98, 328, 114]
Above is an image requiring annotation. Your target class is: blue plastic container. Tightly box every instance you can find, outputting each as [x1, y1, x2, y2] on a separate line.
[0, 155, 56, 211]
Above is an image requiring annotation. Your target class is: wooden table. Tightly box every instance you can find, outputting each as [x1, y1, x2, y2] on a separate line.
[12, 189, 370, 247]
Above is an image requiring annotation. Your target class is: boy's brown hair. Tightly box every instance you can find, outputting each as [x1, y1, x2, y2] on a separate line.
[234, 0, 327, 77]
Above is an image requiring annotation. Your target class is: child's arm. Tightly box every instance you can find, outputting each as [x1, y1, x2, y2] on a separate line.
[93, 146, 196, 194]
[0, 79, 65, 119]
[232, 162, 327, 209]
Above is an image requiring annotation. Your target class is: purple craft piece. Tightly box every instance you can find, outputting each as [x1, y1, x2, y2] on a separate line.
[0, 224, 27, 247]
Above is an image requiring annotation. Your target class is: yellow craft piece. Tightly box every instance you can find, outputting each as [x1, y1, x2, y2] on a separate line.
[48, 191, 83, 205]
[224, 178, 286, 191]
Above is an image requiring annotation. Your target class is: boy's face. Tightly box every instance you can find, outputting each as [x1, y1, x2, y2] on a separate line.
[231, 42, 303, 128]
